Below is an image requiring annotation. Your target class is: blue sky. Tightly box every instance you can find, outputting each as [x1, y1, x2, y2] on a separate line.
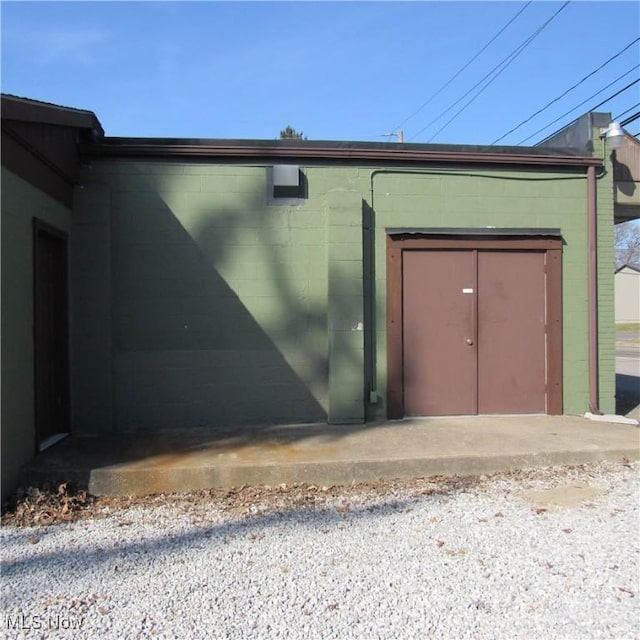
[1, 1, 639, 144]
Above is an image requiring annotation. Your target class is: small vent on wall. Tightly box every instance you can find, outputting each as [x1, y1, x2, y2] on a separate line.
[268, 165, 307, 203]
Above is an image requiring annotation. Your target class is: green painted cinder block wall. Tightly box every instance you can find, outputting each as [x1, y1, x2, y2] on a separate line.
[1, 152, 614, 498]
[74, 162, 333, 432]
[367, 168, 595, 417]
[1, 168, 71, 501]
[70, 158, 612, 436]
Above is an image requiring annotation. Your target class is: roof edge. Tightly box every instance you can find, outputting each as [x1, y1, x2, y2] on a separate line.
[1, 94, 104, 138]
[615, 263, 640, 274]
[82, 139, 602, 167]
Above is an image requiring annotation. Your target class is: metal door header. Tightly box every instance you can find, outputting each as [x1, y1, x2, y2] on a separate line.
[386, 227, 562, 237]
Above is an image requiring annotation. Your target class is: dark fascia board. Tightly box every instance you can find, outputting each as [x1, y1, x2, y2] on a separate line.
[1, 94, 104, 138]
[82, 137, 602, 168]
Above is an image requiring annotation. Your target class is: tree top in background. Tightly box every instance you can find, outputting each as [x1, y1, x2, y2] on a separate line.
[279, 125, 306, 140]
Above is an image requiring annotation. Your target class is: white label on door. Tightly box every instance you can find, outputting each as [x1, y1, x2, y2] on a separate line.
[462, 288, 474, 293]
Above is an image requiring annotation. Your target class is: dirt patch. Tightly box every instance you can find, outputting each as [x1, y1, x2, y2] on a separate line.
[521, 482, 605, 509]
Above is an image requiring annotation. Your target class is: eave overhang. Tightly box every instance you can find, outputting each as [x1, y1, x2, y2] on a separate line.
[82, 138, 603, 169]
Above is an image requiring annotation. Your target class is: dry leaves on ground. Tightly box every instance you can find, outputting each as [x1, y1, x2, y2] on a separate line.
[1, 462, 627, 529]
[1, 482, 98, 527]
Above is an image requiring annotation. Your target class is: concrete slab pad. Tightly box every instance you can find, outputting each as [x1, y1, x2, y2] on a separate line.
[19, 415, 640, 497]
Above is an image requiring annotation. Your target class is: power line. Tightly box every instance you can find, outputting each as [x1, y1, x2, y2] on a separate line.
[520, 70, 639, 144]
[615, 102, 640, 121]
[535, 78, 640, 145]
[621, 111, 640, 127]
[424, 2, 572, 143]
[409, 1, 571, 142]
[392, 1, 532, 134]
[535, 79, 640, 145]
[492, 37, 640, 144]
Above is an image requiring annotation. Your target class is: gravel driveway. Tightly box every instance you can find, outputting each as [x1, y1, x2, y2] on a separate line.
[2, 462, 638, 640]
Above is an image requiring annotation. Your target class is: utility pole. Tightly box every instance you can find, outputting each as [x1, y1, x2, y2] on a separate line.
[382, 130, 404, 143]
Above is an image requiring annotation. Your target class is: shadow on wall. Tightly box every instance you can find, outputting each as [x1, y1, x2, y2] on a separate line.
[612, 154, 636, 198]
[109, 168, 363, 435]
[616, 374, 640, 416]
[112, 179, 324, 431]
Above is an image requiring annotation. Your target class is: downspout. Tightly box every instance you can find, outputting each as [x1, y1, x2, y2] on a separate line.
[587, 164, 602, 415]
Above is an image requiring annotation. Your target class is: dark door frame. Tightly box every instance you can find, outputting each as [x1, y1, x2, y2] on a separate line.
[386, 233, 563, 418]
[33, 218, 70, 451]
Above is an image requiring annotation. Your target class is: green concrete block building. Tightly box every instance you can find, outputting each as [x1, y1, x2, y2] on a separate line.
[1, 95, 631, 500]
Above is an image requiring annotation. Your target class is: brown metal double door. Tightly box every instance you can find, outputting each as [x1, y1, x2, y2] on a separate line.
[402, 249, 546, 416]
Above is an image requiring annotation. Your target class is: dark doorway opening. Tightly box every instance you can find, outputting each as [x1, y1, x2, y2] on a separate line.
[33, 220, 70, 450]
